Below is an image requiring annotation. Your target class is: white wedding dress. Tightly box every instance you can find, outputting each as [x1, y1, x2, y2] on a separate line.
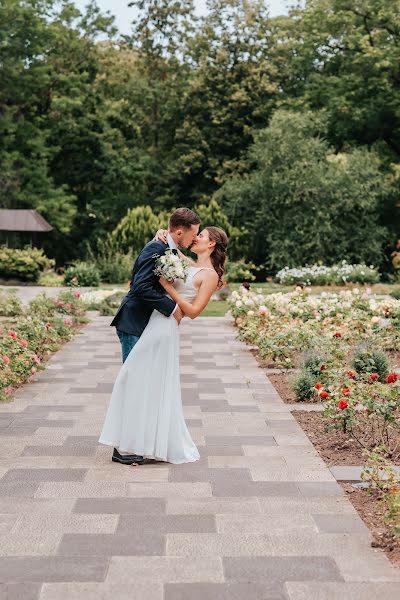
[99, 267, 204, 464]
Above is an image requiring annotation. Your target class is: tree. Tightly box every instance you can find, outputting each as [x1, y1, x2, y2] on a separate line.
[218, 110, 390, 269]
[110, 205, 168, 255]
[169, 0, 278, 203]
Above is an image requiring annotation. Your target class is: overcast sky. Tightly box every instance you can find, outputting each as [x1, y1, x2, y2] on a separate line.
[75, 1, 292, 35]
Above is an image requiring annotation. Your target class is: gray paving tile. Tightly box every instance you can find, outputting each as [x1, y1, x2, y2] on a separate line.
[206, 436, 277, 446]
[212, 480, 300, 497]
[0, 556, 108, 582]
[0, 583, 41, 599]
[1, 469, 87, 483]
[312, 514, 368, 533]
[116, 514, 216, 534]
[165, 582, 288, 600]
[223, 556, 343, 582]
[169, 468, 251, 483]
[22, 445, 96, 457]
[73, 497, 166, 514]
[0, 482, 39, 497]
[296, 482, 343, 497]
[57, 533, 165, 556]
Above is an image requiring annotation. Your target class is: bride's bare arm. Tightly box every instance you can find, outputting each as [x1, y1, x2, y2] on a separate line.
[160, 272, 218, 319]
[153, 229, 197, 267]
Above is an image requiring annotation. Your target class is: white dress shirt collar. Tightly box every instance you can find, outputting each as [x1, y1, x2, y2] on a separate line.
[167, 233, 177, 251]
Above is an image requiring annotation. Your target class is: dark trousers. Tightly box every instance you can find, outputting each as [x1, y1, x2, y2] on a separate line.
[117, 329, 140, 363]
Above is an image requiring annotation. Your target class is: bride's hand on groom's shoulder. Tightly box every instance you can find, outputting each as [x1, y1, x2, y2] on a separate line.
[154, 229, 168, 243]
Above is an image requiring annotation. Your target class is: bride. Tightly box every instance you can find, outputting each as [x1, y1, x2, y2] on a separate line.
[99, 226, 228, 464]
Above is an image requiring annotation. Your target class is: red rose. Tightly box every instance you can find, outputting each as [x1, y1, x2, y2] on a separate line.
[347, 370, 356, 379]
[341, 387, 350, 395]
[314, 383, 322, 390]
[20, 339, 28, 347]
[337, 399, 349, 410]
[319, 391, 329, 399]
[370, 373, 379, 381]
[333, 332, 342, 338]
[387, 373, 398, 384]
[320, 364, 327, 371]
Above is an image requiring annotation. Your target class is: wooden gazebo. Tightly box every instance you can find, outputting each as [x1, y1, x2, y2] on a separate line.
[0, 209, 53, 247]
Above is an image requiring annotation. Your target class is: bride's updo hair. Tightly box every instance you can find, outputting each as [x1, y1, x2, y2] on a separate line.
[206, 226, 229, 288]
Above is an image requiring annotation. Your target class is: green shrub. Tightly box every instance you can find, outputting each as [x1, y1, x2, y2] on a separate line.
[225, 259, 256, 283]
[0, 247, 55, 282]
[96, 250, 133, 284]
[110, 206, 168, 255]
[0, 290, 23, 316]
[64, 262, 100, 287]
[351, 348, 389, 381]
[293, 370, 315, 402]
[302, 352, 327, 378]
[390, 287, 400, 300]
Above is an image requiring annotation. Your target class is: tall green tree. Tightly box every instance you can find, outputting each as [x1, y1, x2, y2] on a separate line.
[169, 0, 278, 202]
[218, 110, 390, 269]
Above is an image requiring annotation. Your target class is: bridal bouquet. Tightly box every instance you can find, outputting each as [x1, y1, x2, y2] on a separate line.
[153, 250, 188, 282]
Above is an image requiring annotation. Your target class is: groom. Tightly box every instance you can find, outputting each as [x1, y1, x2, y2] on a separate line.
[110, 207, 201, 465]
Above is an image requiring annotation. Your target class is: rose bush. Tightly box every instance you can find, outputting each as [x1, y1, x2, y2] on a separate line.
[0, 290, 87, 402]
[229, 286, 400, 458]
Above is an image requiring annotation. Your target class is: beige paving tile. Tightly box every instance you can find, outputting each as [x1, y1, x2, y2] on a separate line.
[126, 482, 212, 498]
[106, 556, 224, 583]
[167, 497, 261, 515]
[34, 481, 126, 498]
[216, 513, 317, 534]
[84, 467, 169, 482]
[167, 533, 276, 556]
[40, 581, 163, 600]
[285, 582, 400, 600]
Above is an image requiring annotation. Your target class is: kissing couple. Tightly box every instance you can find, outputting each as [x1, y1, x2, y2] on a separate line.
[99, 207, 228, 465]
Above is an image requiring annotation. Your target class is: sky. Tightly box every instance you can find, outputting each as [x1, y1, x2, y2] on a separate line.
[74, 1, 291, 36]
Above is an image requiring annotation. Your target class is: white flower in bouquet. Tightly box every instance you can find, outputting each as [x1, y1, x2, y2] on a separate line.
[153, 250, 188, 282]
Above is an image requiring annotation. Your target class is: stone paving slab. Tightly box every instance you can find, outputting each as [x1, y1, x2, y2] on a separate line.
[0, 315, 398, 598]
[330, 465, 400, 481]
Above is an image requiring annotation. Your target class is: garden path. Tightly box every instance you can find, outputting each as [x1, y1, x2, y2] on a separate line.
[0, 285, 92, 305]
[0, 315, 399, 599]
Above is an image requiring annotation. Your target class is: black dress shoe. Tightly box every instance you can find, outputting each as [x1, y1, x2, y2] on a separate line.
[112, 448, 144, 465]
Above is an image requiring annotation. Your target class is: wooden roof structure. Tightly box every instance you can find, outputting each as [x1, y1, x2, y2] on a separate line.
[0, 210, 53, 232]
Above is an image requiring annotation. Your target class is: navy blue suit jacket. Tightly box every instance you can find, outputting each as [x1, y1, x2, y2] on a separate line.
[110, 240, 176, 336]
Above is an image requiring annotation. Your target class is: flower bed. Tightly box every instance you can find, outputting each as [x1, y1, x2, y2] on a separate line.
[0, 290, 87, 402]
[229, 286, 400, 547]
[276, 262, 380, 286]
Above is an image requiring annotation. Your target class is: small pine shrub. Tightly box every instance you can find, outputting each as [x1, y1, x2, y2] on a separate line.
[352, 348, 389, 381]
[294, 370, 315, 402]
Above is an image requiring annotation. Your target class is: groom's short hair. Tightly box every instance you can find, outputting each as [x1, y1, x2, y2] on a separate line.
[169, 208, 201, 231]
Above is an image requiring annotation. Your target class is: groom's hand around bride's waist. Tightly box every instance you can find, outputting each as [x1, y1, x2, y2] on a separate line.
[173, 306, 184, 325]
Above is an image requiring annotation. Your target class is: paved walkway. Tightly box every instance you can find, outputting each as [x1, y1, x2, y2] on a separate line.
[0, 316, 399, 600]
